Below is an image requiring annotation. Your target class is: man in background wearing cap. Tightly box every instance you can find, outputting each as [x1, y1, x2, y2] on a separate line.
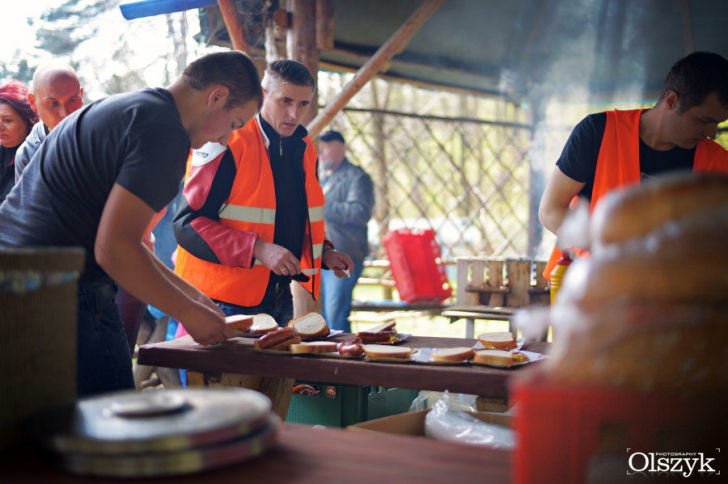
[318, 130, 374, 332]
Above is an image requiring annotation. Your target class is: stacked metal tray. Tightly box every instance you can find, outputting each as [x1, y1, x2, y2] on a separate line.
[29, 387, 279, 478]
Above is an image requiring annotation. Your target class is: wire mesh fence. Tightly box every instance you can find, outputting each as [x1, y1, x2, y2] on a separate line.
[318, 77, 541, 262]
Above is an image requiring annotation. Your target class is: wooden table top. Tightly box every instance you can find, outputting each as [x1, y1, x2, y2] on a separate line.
[138, 334, 549, 399]
[0, 423, 512, 483]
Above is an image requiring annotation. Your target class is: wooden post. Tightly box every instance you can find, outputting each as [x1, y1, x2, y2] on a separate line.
[306, 0, 445, 137]
[287, 0, 319, 124]
[505, 258, 531, 308]
[287, 0, 321, 317]
[531, 260, 551, 306]
[217, 0, 250, 53]
[455, 258, 469, 305]
[467, 258, 486, 306]
[485, 259, 504, 306]
[315, 0, 334, 50]
[265, 8, 288, 63]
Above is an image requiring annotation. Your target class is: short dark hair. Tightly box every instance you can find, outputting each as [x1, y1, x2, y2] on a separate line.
[183, 51, 263, 111]
[262, 60, 316, 90]
[0, 80, 38, 135]
[662, 51, 728, 112]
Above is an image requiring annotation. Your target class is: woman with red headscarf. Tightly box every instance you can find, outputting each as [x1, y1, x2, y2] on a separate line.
[0, 80, 38, 203]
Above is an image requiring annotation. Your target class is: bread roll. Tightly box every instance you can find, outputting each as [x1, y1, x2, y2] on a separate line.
[591, 172, 728, 246]
[287, 312, 330, 338]
[559, 205, 728, 310]
[289, 341, 338, 354]
[544, 302, 728, 394]
[250, 313, 279, 335]
[473, 349, 516, 367]
[363, 345, 412, 360]
[431, 347, 474, 363]
[225, 315, 253, 335]
[477, 332, 517, 350]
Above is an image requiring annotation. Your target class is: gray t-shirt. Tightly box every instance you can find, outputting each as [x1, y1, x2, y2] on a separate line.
[0, 87, 189, 282]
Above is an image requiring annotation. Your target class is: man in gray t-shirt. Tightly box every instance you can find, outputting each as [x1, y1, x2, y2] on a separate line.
[0, 51, 263, 397]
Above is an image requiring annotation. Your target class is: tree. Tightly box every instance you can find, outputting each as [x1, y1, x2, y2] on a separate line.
[2, 0, 204, 98]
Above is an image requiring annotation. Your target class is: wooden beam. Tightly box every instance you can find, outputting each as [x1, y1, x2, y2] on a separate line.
[306, 0, 445, 138]
[316, 0, 334, 50]
[217, 0, 250, 53]
[287, 0, 319, 126]
[265, 8, 288, 63]
[286, 0, 321, 318]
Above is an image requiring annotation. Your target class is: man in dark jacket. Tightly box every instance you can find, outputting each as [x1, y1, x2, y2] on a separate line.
[318, 130, 375, 332]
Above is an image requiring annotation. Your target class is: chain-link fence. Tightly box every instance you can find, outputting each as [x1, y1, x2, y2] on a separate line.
[318, 74, 545, 262]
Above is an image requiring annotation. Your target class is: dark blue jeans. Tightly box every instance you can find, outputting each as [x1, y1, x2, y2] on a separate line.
[76, 282, 134, 397]
[215, 281, 293, 326]
[320, 259, 364, 333]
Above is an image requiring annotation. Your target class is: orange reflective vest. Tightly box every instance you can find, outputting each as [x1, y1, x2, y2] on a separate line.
[544, 108, 728, 280]
[175, 117, 326, 306]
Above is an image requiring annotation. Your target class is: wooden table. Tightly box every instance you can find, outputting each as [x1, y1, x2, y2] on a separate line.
[0, 423, 512, 483]
[138, 334, 548, 415]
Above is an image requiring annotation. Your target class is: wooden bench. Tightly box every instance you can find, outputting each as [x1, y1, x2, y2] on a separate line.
[443, 257, 550, 338]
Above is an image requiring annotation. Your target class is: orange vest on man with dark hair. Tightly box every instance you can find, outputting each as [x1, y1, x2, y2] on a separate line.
[175, 118, 326, 306]
[543, 109, 728, 280]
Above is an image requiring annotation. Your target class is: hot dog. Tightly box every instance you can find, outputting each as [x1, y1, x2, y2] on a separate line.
[254, 327, 301, 351]
[337, 338, 364, 358]
[357, 321, 397, 344]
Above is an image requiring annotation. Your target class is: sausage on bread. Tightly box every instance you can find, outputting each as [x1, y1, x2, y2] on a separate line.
[254, 327, 301, 351]
[357, 321, 397, 344]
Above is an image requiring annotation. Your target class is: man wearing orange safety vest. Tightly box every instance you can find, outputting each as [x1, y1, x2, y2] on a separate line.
[540, 51, 728, 280]
[174, 60, 353, 326]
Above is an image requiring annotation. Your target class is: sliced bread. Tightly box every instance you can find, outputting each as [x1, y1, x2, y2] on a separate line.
[225, 314, 254, 336]
[289, 341, 339, 354]
[287, 312, 330, 338]
[477, 332, 517, 350]
[473, 349, 515, 367]
[363, 344, 412, 361]
[431, 347, 474, 363]
[249, 313, 280, 335]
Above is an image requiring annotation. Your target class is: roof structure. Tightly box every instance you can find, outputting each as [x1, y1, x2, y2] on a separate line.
[194, 0, 728, 104]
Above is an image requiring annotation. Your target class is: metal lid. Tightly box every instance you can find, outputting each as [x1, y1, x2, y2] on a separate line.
[31, 388, 272, 455]
[58, 414, 281, 478]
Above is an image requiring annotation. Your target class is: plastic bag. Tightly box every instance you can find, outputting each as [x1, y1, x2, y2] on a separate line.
[423, 391, 515, 449]
[409, 390, 476, 412]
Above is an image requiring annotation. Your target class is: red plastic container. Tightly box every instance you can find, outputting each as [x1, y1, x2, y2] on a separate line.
[382, 229, 451, 304]
[511, 370, 725, 484]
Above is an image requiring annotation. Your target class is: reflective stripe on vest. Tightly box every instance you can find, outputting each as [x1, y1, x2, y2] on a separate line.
[543, 109, 728, 281]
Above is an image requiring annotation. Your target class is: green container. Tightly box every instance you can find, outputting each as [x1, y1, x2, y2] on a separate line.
[286, 382, 419, 427]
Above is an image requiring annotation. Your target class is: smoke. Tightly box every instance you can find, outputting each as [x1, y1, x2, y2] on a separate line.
[510, 0, 655, 258]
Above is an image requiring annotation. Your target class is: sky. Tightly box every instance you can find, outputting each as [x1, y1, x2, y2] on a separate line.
[2, 1, 211, 99]
[1, 2, 54, 59]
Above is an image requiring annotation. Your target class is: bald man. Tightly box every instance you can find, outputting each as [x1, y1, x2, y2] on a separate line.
[15, 62, 84, 181]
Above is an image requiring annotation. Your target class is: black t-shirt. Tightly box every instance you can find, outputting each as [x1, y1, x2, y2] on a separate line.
[0, 88, 189, 281]
[556, 112, 696, 201]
